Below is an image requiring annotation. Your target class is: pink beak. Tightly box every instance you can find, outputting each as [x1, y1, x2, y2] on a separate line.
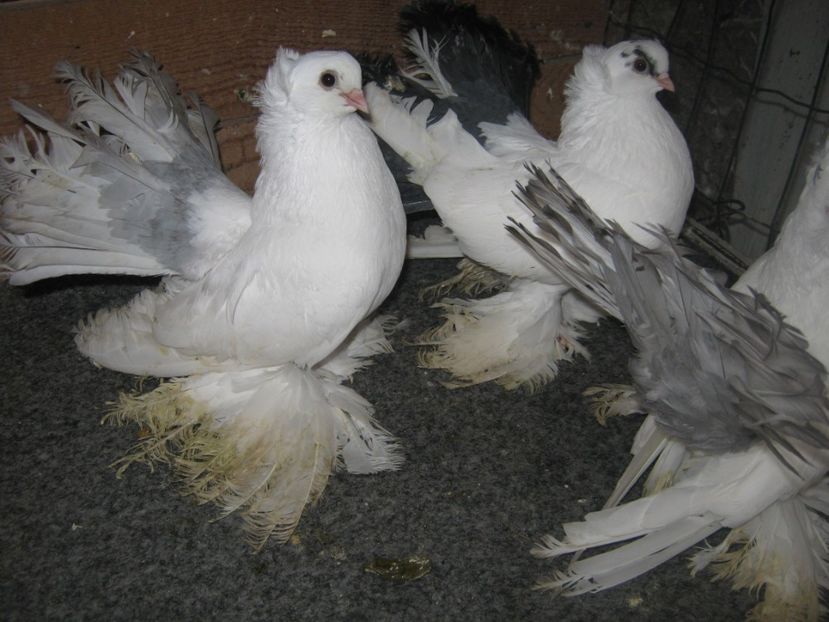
[656, 73, 675, 92]
[342, 88, 369, 113]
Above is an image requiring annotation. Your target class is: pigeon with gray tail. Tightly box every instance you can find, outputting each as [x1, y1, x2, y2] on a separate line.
[509, 138, 829, 620]
[0, 49, 407, 548]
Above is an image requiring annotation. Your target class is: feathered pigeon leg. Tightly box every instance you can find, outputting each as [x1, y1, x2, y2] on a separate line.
[690, 488, 829, 622]
[417, 278, 591, 391]
[419, 256, 509, 302]
[107, 364, 402, 550]
[582, 384, 642, 425]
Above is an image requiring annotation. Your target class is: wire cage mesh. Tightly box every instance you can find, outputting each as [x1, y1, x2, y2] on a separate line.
[604, 0, 829, 274]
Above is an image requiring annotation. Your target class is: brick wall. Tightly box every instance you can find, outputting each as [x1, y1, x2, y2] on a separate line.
[0, 0, 606, 191]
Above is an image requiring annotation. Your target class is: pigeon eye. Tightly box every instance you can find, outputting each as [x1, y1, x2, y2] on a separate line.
[320, 72, 337, 89]
[633, 58, 649, 74]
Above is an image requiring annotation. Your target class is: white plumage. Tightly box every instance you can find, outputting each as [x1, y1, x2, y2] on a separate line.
[0, 49, 407, 547]
[510, 138, 829, 620]
[733, 139, 829, 365]
[368, 31, 693, 390]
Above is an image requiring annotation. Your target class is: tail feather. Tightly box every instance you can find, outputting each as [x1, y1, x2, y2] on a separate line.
[535, 516, 721, 595]
[56, 52, 206, 163]
[643, 434, 688, 495]
[399, 0, 539, 126]
[480, 114, 553, 160]
[3, 247, 166, 285]
[9, 101, 80, 144]
[365, 1, 541, 205]
[1, 129, 169, 284]
[1, 52, 249, 285]
[185, 95, 221, 165]
[601, 416, 669, 510]
[509, 164, 619, 318]
[399, 29, 458, 98]
[533, 438, 828, 617]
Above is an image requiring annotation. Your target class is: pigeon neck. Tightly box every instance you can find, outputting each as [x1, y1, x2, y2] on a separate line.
[249, 110, 372, 223]
[254, 104, 330, 164]
[560, 86, 665, 146]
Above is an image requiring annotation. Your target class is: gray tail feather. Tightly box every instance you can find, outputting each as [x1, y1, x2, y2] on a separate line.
[1, 51, 237, 284]
[359, 1, 539, 215]
[399, 1, 539, 129]
[55, 51, 220, 164]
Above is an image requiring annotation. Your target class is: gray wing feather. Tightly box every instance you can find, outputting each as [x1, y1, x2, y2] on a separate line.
[511, 165, 829, 470]
[510, 164, 618, 317]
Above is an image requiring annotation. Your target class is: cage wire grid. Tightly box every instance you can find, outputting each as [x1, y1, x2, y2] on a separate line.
[602, 0, 829, 275]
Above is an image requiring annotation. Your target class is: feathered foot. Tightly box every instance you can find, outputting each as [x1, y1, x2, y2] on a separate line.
[583, 384, 642, 425]
[107, 365, 402, 549]
[690, 491, 829, 622]
[419, 257, 509, 302]
[416, 279, 586, 391]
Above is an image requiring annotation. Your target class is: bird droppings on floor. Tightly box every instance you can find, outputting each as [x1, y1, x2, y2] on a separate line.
[364, 556, 432, 582]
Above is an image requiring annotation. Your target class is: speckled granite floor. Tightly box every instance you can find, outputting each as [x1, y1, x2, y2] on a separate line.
[1, 233, 754, 621]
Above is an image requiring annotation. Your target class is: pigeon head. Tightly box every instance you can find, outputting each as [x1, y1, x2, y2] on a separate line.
[257, 48, 368, 117]
[600, 40, 674, 96]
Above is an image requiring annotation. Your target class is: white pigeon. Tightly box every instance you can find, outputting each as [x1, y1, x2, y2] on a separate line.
[0, 49, 407, 548]
[367, 18, 694, 390]
[732, 145, 829, 366]
[509, 138, 829, 620]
